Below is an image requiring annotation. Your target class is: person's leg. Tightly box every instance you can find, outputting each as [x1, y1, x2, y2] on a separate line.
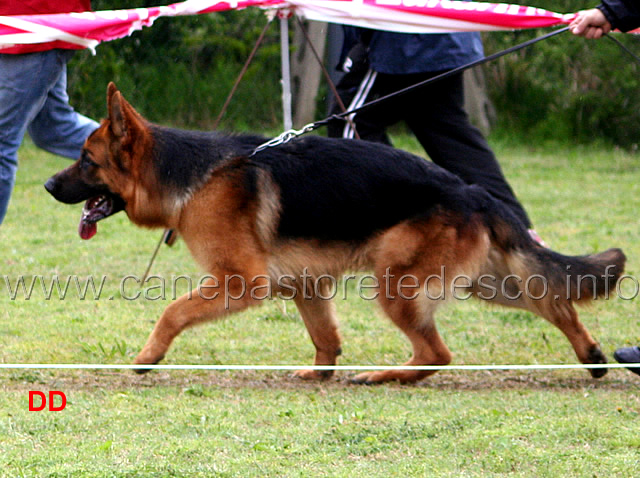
[342, 69, 392, 143]
[328, 42, 382, 141]
[0, 51, 66, 225]
[333, 70, 408, 144]
[404, 71, 532, 229]
[327, 44, 401, 146]
[328, 68, 390, 142]
[28, 50, 98, 160]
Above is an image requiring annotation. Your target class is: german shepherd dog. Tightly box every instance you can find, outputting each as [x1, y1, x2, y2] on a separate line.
[45, 83, 625, 383]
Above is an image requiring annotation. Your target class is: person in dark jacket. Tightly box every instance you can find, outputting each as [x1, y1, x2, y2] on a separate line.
[327, 28, 546, 246]
[570, 0, 640, 38]
[571, 0, 640, 374]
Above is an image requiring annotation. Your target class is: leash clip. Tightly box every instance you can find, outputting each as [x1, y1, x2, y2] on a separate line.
[250, 122, 317, 156]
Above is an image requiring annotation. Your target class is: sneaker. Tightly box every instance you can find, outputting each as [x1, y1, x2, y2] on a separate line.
[613, 346, 640, 376]
[528, 229, 548, 248]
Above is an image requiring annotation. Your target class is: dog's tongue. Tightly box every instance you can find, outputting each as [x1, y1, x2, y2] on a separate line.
[78, 195, 107, 240]
[79, 218, 97, 240]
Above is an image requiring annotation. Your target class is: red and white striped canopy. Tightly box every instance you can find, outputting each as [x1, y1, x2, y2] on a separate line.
[0, 0, 578, 53]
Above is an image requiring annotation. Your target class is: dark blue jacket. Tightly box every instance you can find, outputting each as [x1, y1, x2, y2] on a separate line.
[338, 27, 483, 75]
[368, 31, 483, 74]
[598, 0, 640, 32]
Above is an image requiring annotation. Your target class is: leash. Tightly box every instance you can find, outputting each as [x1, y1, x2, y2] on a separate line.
[604, 32, 640, 65]
[251, 25, 570, 156]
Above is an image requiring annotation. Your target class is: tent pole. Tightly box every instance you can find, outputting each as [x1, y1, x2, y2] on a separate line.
[279, 15, 293, 130]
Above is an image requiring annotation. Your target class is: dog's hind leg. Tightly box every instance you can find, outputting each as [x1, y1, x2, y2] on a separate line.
[291, 282, 342, 381]
[541, 302, 607, 378]
[350, 217, 489, 384]
[479, 250, 608, 378]
[493, 296, 607, 378]
[511, 293, 608, 378]
[351, 295, 452, 384]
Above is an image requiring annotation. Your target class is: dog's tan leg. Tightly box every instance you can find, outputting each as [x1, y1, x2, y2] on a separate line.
[537, 302, 607, 378]
[480, 250, 607, 378]
[133, 276, 262, 371]
[350, 218, 488, 384]
[291, 282, 342, 381]
[492, 296, 607, 378]
[351, 294, 452, 384]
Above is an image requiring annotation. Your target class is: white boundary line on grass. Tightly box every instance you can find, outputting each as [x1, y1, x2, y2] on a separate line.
[0, 363, 637, 371]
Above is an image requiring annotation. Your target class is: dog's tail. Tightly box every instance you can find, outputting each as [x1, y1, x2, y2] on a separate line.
[528, 247, 625, 303]
[466, 185, 626, 303]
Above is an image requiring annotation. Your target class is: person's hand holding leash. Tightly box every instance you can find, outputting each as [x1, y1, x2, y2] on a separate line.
[570, 9, 612, 38]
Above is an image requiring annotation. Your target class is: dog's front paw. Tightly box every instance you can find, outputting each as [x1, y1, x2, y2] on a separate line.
[132, 353, 165, 375]
[350, 371, 386, 385]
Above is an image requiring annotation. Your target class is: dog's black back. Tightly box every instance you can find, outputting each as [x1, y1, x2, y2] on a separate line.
[256, 135, 480, 241]
[150, 128, 497, 242]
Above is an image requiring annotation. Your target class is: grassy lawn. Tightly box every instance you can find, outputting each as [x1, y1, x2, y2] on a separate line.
[1, 136, 640, 476]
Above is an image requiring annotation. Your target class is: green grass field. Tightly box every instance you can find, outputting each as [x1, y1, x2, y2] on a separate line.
[1, 137, 640, 476]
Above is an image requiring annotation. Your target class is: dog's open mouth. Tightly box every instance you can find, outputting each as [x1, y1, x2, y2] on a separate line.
[79, 194, 125, 240]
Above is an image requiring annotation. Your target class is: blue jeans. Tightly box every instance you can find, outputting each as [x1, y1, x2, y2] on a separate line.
[0, 49, 98, 225]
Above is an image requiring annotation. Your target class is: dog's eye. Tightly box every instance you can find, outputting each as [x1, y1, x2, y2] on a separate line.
[80, 152, 98, 171]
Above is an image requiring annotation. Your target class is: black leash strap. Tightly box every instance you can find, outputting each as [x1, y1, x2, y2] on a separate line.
[252, 26, 570, 155]
[605, 32, 640, 65]
[318, 26, 570, 128]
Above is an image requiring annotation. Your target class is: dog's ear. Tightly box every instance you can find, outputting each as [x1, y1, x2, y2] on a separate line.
[105, 84, 148, 171]
[106, 84, 145, 141]
[106, 81, 118, 105]
[107, 87, 126, 138]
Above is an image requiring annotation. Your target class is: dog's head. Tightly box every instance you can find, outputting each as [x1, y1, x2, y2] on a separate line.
[45, 82, 156, 239]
